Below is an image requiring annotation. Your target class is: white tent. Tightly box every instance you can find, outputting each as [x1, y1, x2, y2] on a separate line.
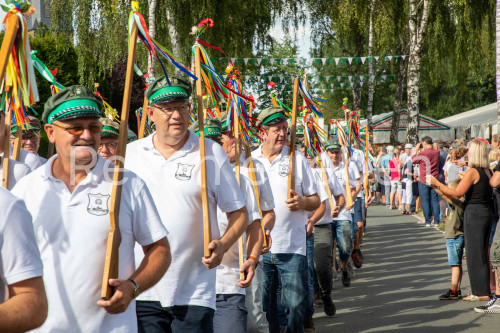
[440, 103, 499, 139]
[360, 110, 454, 144]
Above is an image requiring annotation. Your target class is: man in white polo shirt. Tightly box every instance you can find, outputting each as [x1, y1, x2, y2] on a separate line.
[0, 186, 47, 331]
[218, 113, 276, 333]
[12, 85, 171, 332]
[196, 118, 264, 332]
[10, 116, 47, 165]
[125, 76, 248, 333]
[325, 140, 358, 290]
[0, 111, 43, 172]
[252, 107, 320, 332]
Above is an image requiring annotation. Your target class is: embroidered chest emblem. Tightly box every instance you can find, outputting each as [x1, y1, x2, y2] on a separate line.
[175, 163, 195, 181]
[87, 194, 110, 216]
[278, 164, 289, 177]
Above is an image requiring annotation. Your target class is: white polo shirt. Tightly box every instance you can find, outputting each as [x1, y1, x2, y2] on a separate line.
[350, 148, 374, 198]
[252, 145, 317, 256]
[12, 155, 167, 333]
[9, 146, 43, 171]
[125, 131, 245, 310]
[332, 162, 358, 221]
[0, 187, 43, 303]
[240, 154, 275, 212]
[312, 165, 344, 225]
[216, 169, 261, 296]
[0, 156, 30, 190]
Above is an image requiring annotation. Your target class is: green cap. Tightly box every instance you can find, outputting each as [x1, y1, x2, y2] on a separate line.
[127, 126, 138, 142]
[99, 118, 120, 138]
[145, 75, 191, 105]
[325, 138, 341, 152]
[11, 116, 41, 135]
[219, 114, 229, 133]
[188, 120, 199, 132]
[257, 107, 287, 126]
[192, 118, 222, 138]
[297, 124, 304, 136]
[43, 85, 103, 124]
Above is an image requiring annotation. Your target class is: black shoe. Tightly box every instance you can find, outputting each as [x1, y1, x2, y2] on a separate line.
[439, 289, 461, 300]
[351, 250, 362, 268]
[341, 269, 351, 287]
[322, 295, 336, 316]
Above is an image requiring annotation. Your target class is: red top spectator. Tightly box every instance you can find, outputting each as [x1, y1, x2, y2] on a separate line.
[389, 149, 401, 181]
[412, 136, 440, 183]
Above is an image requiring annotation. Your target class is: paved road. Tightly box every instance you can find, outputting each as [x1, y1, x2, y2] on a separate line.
[313, 205, 498, 333]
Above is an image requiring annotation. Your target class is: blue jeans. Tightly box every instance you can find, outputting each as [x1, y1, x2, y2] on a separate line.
[330, 220, 352, 263]
[136, 301, 214, 333]
[262, 252, 307, 333]
[446, 236, 465, 266]
[214, 294, 247, 333]
[306, 234, 316, 316]
[350, 213, 359, 243]
[418, 182, 441, 225]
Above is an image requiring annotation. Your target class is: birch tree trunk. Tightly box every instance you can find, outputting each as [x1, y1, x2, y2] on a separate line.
[367, 0, 375, 137]
[405, 0, 431, 145]
[166, 3, 181, 75]
[390, 57, 408, 145]
[496, 0, 500, 125]
[147, 0, 157, 80]
[350, 83, 362, 111]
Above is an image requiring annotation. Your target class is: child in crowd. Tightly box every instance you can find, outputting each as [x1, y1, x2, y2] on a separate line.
[434, 179, 465, 300]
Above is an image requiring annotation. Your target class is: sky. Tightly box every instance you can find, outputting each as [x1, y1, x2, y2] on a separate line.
[268, 21, 312, 59]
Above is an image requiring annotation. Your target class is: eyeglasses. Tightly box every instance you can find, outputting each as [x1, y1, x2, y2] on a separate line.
[156, 105, 190, 116]
[98, 142, 118, 150]
[51, 122, 102, 135]
[267, 127, 288, 135]
[22, 134, 39, 142]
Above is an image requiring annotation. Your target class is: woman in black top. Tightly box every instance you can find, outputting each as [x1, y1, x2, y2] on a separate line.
[428, 140, 492, 301]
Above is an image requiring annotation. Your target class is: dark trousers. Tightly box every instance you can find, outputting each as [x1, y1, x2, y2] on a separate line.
[214, 294, 247, 333]
[136, 301, 214, 333]
[418, 182, 440, 225]
[464, 204, 492, 296]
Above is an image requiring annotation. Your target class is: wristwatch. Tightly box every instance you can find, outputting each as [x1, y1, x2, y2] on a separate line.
[127, 278, 141, 298]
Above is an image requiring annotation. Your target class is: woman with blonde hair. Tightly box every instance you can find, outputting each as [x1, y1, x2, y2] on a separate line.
[429, 139, 493, 302]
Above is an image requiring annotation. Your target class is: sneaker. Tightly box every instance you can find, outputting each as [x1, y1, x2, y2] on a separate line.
[341, 269, 351, 287]
[439, 289, 461, 300]
[463, 294, 490, 301]
[351, 251, 362, 268]
[303, 315, 316, 332]
[322, 295, 336, 316]
[425, 224, 431, 227]
[474, 295, 500, 313]
[314, 293, 324, 306]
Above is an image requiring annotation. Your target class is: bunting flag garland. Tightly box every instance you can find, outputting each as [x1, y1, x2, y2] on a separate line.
[209, 55, 407, 67]
[128, 1, 196, 82]
[1, 2, 39, 131]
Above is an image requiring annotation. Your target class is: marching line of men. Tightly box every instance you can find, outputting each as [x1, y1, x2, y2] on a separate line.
[0, 75, 374, 333]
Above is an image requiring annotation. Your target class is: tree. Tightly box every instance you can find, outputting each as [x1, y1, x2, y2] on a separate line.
[497, 0, 500, 124]
[405, 0, 431, 144]
[148, 0, 157, 79]
[367, 0, 376, 136]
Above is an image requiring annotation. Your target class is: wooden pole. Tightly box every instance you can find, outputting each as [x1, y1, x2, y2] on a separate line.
[138, 97, 149, 139]
[287, 78, 299, 199]
[12, 125, 21, 160]
[0, 15, 20, 189]
[319, 158, 335, 209]
[232, 99, 245, 281]
[194, 46, 212, 258]
[100, 21, 138, 299]
[47, 86, 57, 158]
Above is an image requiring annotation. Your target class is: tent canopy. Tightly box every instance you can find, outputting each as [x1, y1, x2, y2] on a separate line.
[360, 110, 453, 144]
[440, 103, 499, 139]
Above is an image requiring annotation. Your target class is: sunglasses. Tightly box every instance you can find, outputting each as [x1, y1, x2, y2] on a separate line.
[51, 123, 102, 136]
